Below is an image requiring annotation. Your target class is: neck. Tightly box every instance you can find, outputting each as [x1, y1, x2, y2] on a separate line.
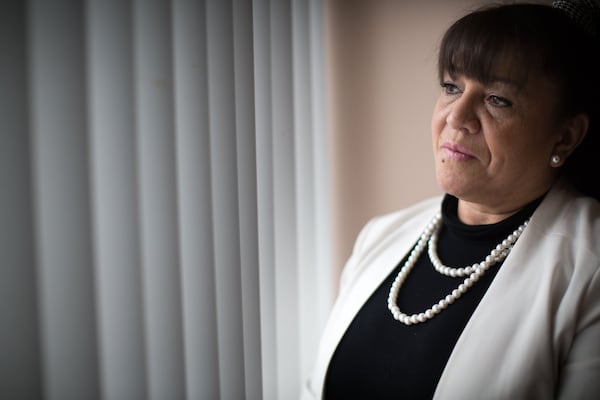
[456, 201, 523, 225]
[453, 173, 559, 225]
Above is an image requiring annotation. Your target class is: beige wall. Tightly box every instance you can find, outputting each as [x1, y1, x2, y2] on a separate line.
[325, 0, 551, 288]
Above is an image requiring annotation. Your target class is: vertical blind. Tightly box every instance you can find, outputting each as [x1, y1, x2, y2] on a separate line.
[0, 0, 331, 399]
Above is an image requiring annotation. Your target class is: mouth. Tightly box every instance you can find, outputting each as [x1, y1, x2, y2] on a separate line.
[441, 142, 476, 161]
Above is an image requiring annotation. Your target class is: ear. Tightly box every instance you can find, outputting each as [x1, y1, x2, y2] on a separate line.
[552, 112, 589, 164]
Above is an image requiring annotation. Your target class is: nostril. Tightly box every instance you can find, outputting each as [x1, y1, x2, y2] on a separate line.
[447, 106, 480, 135]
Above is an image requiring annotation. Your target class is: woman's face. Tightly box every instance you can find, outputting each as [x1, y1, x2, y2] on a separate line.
[431, 69, 564, 216]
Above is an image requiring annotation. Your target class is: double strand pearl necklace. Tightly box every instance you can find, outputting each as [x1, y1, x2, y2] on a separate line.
[387, 212, 529, 325]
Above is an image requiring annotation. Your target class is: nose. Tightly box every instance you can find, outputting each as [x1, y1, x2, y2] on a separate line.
[446, 92, 481, 134]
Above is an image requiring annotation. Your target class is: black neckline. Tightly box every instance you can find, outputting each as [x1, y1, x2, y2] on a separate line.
[441, 193, 544, 243]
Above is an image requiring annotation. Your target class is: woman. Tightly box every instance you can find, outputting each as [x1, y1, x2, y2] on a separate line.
[302, 1, 600, 399]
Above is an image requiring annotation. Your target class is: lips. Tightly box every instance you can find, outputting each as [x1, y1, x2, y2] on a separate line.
[441, 142, 476, 161]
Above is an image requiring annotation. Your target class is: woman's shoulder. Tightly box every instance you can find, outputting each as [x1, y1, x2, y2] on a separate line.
[338, 195, 443, 291]
[531, 182, 600, 275]
[535, 181, 600, 244]
[560, 194, 600, 262]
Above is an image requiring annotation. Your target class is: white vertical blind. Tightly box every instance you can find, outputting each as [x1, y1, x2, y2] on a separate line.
[87, 1, 147, 398]
[29, 1, 100, 399]
[292, 0, 332, 386]
[134, 1, 188, 398]
[1, 0, 330, 399]
[252, 0, 278, 396]
[206, 1, 246, 399]
[231, 1, 263, 399]
[0, 2, 42, 400]
[172, 1, 220, 398]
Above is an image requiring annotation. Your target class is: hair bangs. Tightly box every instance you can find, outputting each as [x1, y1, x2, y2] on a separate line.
[437, 5, 550, 89]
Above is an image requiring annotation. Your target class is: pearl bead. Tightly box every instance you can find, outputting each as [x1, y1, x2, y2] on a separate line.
[388, 211, 530, 325]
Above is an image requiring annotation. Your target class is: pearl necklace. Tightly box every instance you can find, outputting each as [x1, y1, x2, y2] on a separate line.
[387, 212, 529, 325]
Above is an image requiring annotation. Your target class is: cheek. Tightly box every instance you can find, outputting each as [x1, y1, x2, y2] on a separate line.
[485, 133, 527, 172]
[431, 104, 445, 141]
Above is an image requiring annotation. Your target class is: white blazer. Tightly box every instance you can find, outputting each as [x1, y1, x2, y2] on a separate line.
[302, 180, 600, 399]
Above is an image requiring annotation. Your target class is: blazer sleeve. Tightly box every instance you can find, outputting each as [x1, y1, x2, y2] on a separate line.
[337, 217, 381, 294]
[557, 267, 600, 399]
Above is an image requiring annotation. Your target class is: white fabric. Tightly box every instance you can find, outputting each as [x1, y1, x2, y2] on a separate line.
[302, 179, 600, 399]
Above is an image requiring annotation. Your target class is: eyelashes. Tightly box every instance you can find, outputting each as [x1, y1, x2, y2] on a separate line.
[441, 81, 513, 108]
[441, 82, 460, 95]
[486, 94, 512, 107]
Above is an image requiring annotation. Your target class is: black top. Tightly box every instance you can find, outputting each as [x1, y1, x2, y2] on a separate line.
[324, 194, 542, 399]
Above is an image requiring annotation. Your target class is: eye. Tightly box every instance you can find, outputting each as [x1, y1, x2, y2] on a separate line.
[441, 82, 461, 95]
[487, 94, 512, 108]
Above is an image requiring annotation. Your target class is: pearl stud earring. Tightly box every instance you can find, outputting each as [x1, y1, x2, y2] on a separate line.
[551, 154, 561, 166]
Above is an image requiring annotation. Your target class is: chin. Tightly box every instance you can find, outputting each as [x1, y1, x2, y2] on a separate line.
[435, 173, 469, 199]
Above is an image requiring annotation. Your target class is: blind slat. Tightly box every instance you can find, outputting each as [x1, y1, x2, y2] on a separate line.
[206, 1, 246, 398]
[232, 0, 263, 398]
[253, 0, 278, 397]
[0, 2, 41, 398]
[29, 1, 99, 399]
[86, 1, 147, 398]
[172, 0, 221, 399]
[133, 1, 185, 398]
[271, 1, 301, 398]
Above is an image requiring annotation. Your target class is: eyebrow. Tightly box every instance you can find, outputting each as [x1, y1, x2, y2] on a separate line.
[486, 76, 521, 87]
[444, 71, 524, 90]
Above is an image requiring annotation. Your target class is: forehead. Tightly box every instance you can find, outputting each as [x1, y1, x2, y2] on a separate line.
[437, 8, 557, 91]
[445, 46, 534, 90]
